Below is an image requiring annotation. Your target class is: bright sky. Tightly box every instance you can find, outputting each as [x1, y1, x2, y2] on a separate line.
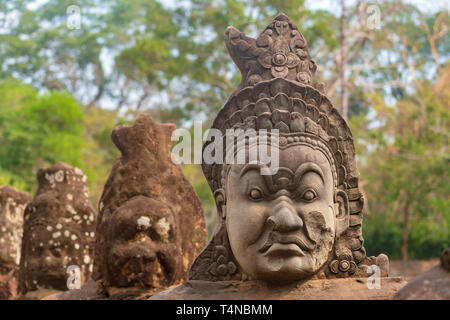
[305, 0, 448, 14]
[24, 0, 450, 13]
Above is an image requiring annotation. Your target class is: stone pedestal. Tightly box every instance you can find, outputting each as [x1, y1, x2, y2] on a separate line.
[43, 278, 164, 300]
[150, 277, 407, 300]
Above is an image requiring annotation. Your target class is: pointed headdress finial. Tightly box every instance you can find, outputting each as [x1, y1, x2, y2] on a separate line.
[225, 13, 324, 93]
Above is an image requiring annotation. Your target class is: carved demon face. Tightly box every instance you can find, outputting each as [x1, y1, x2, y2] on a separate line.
[223, 144, 345, 282]
[105, 197, 181, 288]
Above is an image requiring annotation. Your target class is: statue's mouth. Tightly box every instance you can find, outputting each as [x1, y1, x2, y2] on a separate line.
[259, 233, 316, 255]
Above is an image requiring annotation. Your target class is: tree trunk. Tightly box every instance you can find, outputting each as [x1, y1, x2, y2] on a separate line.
[401, 199, 411, 262]
[339, 0, 348, 120]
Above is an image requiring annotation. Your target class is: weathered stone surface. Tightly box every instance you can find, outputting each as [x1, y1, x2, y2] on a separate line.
[0, 186, 32, 299]
[17, 163, 96, 299]
[43, 278, 164, 300]
[393, 248, 450, 300]
[150, 277, 407, 300]
[43, 278, 106, 300]
[93, 114, 207, 289]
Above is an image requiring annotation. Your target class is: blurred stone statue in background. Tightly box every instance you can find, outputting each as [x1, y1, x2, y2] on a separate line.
[0, 186, 31, 299]
[18, 163, 96, 299]
[47, 115, 207, 300]
[93, 115, 207, 295]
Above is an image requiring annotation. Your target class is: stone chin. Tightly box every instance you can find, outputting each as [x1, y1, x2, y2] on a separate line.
[106, 243, 158, 287]
[256, 254, 316, 283]
[243, 231, 335, 283]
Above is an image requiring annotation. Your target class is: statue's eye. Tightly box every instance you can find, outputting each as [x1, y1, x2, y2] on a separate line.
[301, 189, 317, 202]
[248, 188, 263, 201]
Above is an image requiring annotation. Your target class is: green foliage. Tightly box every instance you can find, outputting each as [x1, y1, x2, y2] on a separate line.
[363, 212, 403, 259]
[0, 0, 120, 107]
[0, 77, 126, 204]
[0, 78, 85, 192]
[357, 67, 450, 260]
[0, 168, 28, 191]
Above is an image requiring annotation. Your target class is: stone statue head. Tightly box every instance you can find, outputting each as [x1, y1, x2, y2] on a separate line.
[94, 115, 207, 289]
[18, 163, 96, 294]
[103, 196, 182, 288]
[190, 13, 386, 283]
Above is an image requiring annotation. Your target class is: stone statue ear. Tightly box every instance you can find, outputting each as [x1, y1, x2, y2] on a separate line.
[214, 188, 226, 219]
[334, 189, 349, 237]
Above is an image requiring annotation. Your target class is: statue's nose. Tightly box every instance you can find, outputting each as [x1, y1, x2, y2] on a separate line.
[267, 198, 303, 232]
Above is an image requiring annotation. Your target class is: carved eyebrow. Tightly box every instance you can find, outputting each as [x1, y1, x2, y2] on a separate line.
[293, 162, 325, 185]
[239, 162, 274, 191]
[240, 162, 268, 177]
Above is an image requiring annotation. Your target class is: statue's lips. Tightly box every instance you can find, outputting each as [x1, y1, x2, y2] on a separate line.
[264, 243, 306, 257]
[259, 234, 316, 255]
